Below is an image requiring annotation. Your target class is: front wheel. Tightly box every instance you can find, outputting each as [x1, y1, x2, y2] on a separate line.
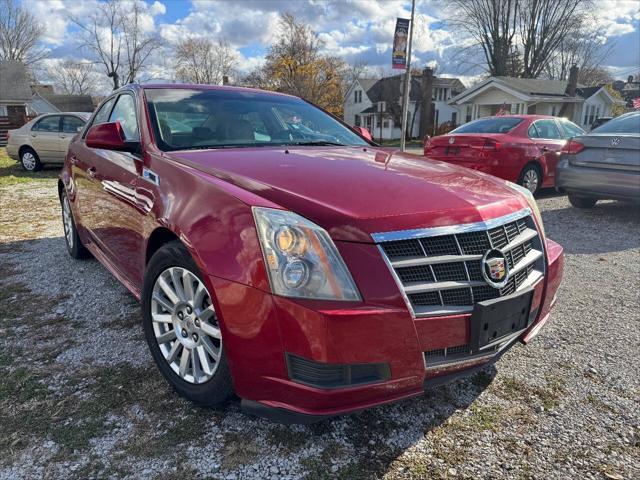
[568, 194, 597, 209]
[519, 164, 541, 195]
[60, 190, 90, 259]
[142, 241, 234, 406]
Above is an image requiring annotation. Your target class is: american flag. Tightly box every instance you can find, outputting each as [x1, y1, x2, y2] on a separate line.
[633, 97, 640, 110]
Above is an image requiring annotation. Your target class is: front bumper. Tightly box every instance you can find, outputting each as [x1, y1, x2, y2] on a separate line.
[209, 238, 563, 423]
[556, 158, 640, 201]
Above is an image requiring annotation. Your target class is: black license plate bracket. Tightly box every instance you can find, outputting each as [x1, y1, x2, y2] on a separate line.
[470, 288, 534, 352]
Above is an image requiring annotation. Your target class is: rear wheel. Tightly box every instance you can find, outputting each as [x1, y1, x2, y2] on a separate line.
[519, 164, 541, 195]
[20, 148, 42, 172]
[142, 241, 234, 406]
[568, 194, 597, 209]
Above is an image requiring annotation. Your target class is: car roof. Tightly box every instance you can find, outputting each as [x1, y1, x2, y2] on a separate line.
[36, 112, 91, 118]
[137, 83, 298, 99]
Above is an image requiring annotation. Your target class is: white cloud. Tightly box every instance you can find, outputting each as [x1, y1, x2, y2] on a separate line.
[149, 1, 166, 16]
[30, 0, 639, 89]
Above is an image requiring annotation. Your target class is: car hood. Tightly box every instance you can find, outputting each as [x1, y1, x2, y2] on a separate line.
[169, 146, 529, 242]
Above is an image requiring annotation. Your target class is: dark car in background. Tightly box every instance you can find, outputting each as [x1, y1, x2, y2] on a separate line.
[423, 115, 585, 195]
[556, 111, 640, 208]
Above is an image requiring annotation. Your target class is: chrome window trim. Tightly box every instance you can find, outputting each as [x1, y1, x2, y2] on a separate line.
[371, 208, 532, 243]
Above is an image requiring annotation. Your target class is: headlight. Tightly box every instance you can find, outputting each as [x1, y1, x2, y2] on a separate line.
[253, 207, 361, 301]
[506, 181, 546, 239]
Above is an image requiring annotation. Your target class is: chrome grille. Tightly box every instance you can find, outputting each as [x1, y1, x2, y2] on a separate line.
[374, 209, 545, 317]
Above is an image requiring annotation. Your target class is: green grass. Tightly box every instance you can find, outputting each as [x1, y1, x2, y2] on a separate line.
[0, 147, 58, 187]
[377, 139, 423, 147]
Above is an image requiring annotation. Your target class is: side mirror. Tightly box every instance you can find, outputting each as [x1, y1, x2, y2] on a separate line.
[86, 122, 137, 152]
[352, 126, 372, 141]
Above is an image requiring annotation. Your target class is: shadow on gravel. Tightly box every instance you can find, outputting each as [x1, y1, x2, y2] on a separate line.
[542, 201, 640, 254]
[1, 235, 499, 478]
[296, 367, 497, 478]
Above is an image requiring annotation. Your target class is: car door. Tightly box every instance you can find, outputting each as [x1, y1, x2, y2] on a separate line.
[74, 93, 147, 285]
[529, 119, 565, 186]
[30, 115, 62, 162]
[59, 115, 86, 161]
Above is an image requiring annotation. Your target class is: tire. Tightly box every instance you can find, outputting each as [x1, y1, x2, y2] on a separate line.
[568, 194, 598, 209]
[518, 164, 542, 196]
[20, 148, 43, 172]
[142, 241, 234, 406]
[60, 190, 90, 259]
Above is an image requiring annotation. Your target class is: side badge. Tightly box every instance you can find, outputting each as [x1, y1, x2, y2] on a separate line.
[143, 168, 160, 186]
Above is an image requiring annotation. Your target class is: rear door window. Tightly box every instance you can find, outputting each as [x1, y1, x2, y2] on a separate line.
[527, 124, 539, 138]
[62, 116, 86, 133]
[33, 116, 61, 132]
[109, 94, 139, 141]
[531, 119, 562, 139]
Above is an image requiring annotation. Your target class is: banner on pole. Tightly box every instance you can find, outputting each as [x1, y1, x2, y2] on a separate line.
[392, 18, 410, 70]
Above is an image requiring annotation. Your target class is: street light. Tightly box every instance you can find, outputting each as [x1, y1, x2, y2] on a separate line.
[399, 0, 416, 151]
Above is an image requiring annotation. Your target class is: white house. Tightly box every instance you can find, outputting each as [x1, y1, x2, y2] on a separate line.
[448, 75, 625, 130]
[343, 72, 466, 140]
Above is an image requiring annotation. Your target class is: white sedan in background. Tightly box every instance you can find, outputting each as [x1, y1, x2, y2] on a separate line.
[6, 112, 91, 171]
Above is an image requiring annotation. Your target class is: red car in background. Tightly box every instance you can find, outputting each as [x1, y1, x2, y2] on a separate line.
[424, 115, 585, 194]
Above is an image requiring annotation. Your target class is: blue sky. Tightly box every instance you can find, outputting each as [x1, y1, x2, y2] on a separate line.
[23, 0, 640, 89]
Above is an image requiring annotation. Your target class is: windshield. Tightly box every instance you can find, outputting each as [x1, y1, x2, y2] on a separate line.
[591, 113, 640, 134]
[450, 117, 523, 134]
[145, 88, 369, 151]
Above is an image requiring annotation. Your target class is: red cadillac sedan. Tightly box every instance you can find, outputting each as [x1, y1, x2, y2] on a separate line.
[59, 84, 563, 423]
[424, 115, 585, 194]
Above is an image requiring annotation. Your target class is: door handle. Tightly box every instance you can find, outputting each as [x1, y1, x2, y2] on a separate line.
[30, 133, 37, 138]
[540, 146, 549, 152]
[60, 135, 67, 139]
[87, 167, 97, 178]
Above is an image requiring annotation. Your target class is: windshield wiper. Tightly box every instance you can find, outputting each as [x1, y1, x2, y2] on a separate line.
[288, 141, 345, 146]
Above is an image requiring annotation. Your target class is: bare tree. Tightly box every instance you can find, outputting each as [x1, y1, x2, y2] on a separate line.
[447, 0, 592, 78]
[48, 60, 98, 95]
[0, 0, 47, 65]
[544, 24, 614, 85]
[121, 0, 162, 84]
[174, 38, 236, 85]
[344, 58, 369, 89]
[69, 0, 161, 90]
[447, 0, 520, 76]
[69, 0, 123, 89]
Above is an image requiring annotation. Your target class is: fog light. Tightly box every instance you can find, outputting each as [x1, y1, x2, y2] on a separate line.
[282, 260, 308, 289]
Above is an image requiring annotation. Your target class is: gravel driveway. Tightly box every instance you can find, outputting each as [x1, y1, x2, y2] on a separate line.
[0, 150, 638, 480]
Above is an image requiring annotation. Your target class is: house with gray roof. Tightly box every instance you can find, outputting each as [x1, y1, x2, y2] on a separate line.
[344, 69, 466, 140]
[29, 92, 96, 115]
[0, 61, 33, 145]
[448, 71, 625, 130]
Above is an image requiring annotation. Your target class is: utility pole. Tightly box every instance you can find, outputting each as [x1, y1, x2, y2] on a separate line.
[399, 0, 416, 151]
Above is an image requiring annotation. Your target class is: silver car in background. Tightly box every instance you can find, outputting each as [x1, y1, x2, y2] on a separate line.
[556, 111, 640, 208]
[6, 112, 91, 172]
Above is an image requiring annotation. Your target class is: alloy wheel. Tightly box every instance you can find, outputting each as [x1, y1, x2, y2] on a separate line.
[62, 195, 74, 250]
[22, 152, 36, 170]
[522, 169, 539, 194]
[151, 267, 222, 384]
